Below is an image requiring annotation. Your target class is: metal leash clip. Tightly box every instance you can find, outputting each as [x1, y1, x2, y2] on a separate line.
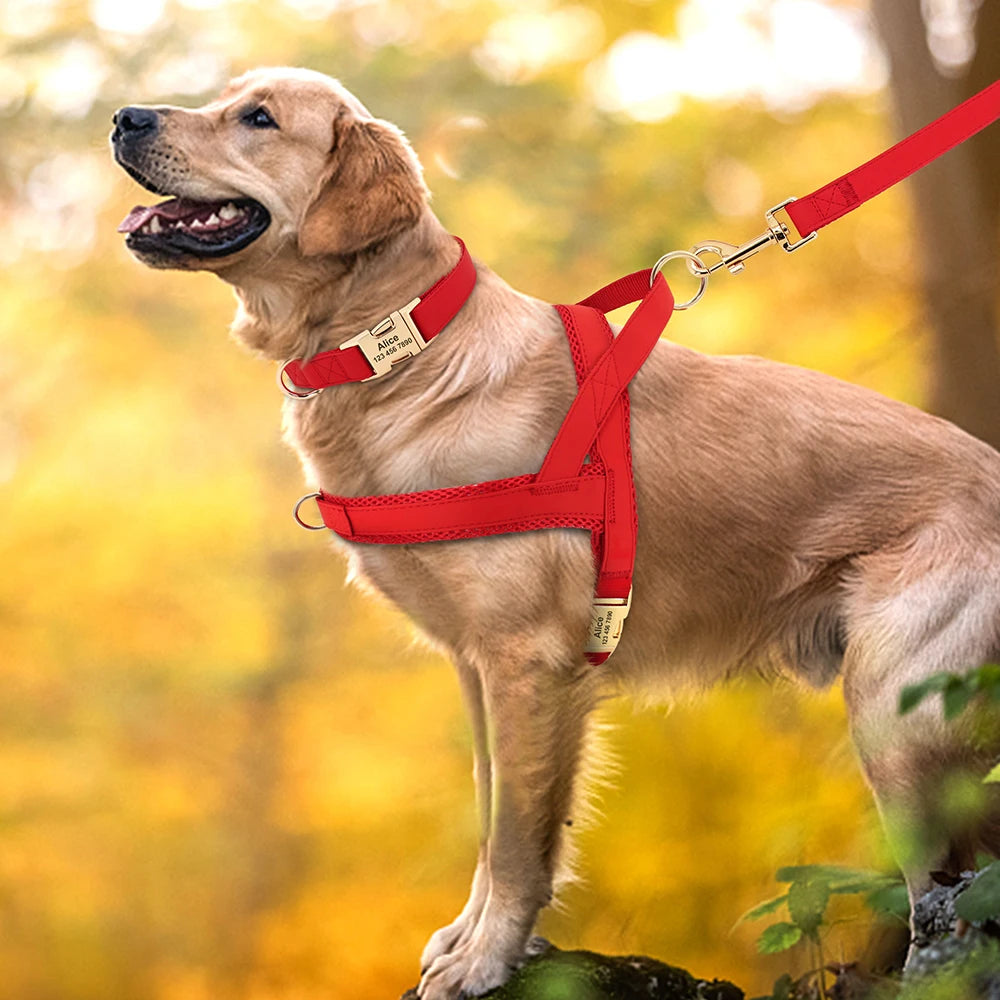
[650, 197, 818, 309]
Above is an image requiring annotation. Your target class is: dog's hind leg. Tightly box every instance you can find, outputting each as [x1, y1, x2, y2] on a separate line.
[842, 560, 1000, 921]
[418, 644, 601, 1000]
[420, 660, 493, 973]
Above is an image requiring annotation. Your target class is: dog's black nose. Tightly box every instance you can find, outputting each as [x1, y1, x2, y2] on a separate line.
[112, 106, 159, 141]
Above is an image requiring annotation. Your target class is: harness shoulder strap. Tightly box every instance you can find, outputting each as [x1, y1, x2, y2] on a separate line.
[539, 275, 671, 483]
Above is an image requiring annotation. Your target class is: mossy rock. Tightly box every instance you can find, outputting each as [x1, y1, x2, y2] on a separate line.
[403, 939, 744, 1000]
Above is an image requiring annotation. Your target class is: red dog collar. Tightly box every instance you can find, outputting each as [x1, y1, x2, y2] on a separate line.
[278, 236, 476, 396]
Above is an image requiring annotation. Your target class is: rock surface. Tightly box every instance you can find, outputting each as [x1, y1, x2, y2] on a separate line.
[404, 869, 1000, 1000]
[403, 938, 744, 1000]
[903, 869, 1000, 996]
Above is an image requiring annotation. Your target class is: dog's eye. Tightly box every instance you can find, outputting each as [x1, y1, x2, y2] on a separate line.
[242, 106, 278, 129]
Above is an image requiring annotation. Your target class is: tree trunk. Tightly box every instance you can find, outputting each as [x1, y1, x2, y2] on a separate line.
[870, 0, 1000, 451]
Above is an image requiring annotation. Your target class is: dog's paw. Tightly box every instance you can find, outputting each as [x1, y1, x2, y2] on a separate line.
[421, 912, 481, 973]
[417, 933, 517, 1000]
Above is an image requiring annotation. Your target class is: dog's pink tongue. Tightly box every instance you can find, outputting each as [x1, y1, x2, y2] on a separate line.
[118, 205, 156, 233]
[117, 198, 203, 233]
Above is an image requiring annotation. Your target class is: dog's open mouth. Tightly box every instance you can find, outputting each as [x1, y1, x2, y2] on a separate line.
[117, 197, 271, 258]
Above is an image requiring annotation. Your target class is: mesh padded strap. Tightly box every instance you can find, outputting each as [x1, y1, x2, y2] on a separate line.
[315, 471, 606, 543]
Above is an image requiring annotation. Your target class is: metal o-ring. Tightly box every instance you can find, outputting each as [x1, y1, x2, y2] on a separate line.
[293, 492, 326, 530]
[277, 361, 321, 399]
[649, 250, 709, 310]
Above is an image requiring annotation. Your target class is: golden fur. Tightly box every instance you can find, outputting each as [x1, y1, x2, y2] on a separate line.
[114, 67, 1000, 997]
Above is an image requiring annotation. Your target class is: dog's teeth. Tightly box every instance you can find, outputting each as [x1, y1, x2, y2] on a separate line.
[190, 218, 205, 229]
[205, 213, 220, 227]
[219, 203, 238, 221]
[149, 216, 162, 234]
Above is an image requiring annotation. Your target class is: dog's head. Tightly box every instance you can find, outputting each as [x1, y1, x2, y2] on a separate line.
[111, 67, 428, 273]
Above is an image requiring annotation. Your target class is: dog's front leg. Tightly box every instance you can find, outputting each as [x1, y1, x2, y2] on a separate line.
[418, 649, 599, 1000]
[421, 661, 493, 972]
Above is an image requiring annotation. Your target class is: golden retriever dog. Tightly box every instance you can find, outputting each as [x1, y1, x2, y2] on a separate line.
[111, 67, 1000, 997]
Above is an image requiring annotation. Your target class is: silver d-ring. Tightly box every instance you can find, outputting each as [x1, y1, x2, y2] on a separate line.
[649, 250, 709, 310]
[278, 361, 321, 400]
[293, 492, 326, 530]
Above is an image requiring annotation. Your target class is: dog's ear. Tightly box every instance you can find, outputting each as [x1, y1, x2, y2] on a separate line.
[298, 112, 427, 257]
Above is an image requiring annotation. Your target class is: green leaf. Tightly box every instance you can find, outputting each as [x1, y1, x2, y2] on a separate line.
[898, 685, 927, 715]
[748, 980, 791, 1000]
[788, 877, 830, 935]
[775, 864, 861, 884]
[865, 883, 911, 921]
[769, 973, 793, 1000]
[756, 921, 803, 954]
[984, 762, 1000, 784]
[955, 861, 1000, 923]
[774, 864, 888, 890]
[943, 676, 973, 719]
[898, 672, 954, 715]
[828, 874, 900, 895]
[968, 663, 1000, 695]
[734, 892, 789, 925]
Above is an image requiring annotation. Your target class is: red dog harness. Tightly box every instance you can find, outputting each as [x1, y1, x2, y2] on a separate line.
[282, 79, 1000, 663]
[283, 241, 675, 664]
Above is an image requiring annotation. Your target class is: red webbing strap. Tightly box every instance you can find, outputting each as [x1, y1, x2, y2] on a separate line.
[555, 304, 621, 665]
[285, 340, 375, 388]
[577, 268, 654, 313]
[408, 238, 478, 335]
[786, 79, 1000, 237]
[315, 471, 606, 544]
[284, 237, 477, 389]
[556, 305, 635, 673]
[538, 275, 672, 483]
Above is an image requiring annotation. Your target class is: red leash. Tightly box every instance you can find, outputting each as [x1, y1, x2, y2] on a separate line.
[788, 78, 1000, 238]
[286, 80, 1000, 661]
[679, 78, 1000, 289]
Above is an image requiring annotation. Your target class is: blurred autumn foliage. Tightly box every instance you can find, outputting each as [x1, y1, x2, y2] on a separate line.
[1, 1, 997, 998]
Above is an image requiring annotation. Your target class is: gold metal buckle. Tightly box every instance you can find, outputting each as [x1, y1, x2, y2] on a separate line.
[339, 296, 425, 381]
[586, 589, 632, 656]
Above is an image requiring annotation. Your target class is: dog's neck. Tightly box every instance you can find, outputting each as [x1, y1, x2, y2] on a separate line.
[219, 210, 566, 501]
[225, 213, 459, 363]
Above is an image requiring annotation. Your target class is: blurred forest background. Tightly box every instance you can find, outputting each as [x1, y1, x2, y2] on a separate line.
[1, 0, 998, 997]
